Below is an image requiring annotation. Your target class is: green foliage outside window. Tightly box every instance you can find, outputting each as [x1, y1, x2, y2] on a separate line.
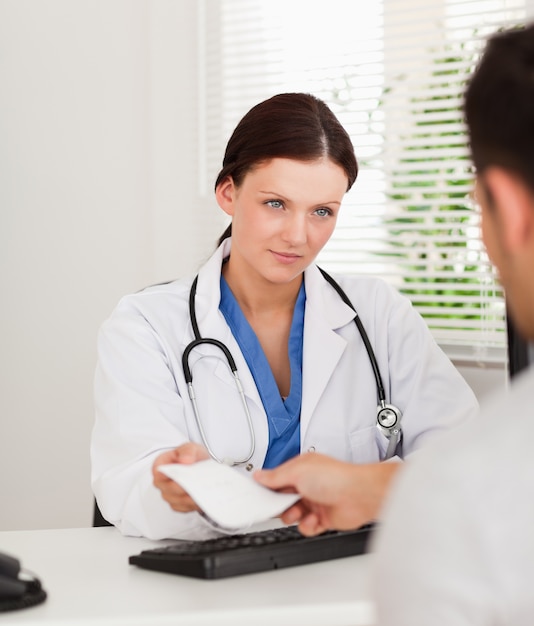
[376, 44, 504, 337]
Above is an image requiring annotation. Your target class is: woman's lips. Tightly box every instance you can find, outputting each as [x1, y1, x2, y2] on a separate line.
[270, 250, 302, 265]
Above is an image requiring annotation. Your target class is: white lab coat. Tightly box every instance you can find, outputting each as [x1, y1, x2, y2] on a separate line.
[91, 238, 478, 540]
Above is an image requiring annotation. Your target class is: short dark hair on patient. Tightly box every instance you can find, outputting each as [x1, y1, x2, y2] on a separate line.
[215, 93, 358, 245]
[464, 24, 534, 193]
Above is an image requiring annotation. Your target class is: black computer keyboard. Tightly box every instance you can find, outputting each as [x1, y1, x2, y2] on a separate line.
[129, 524, 374, 579]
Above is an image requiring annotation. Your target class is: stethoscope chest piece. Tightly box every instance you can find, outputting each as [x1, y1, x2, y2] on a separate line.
[377, 403, 401, 431]
[376, 403, 403, 458]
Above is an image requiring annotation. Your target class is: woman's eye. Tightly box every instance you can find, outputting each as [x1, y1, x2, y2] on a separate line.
[266, 200, 283, 209]
[315, 207, 332, 217]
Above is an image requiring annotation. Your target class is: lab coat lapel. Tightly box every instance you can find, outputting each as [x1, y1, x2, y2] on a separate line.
[300, 266, 355, 436]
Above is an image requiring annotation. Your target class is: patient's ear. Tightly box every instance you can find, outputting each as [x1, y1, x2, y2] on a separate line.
[215, 176, 236, 217]
[484, 167, 534, 252]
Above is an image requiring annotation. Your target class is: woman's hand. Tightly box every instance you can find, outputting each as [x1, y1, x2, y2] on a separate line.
[255, 452, 402, 536]
[152, 442, 210, 513]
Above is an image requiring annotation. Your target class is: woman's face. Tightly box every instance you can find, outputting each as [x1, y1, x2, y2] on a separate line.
[216, 157, 348, 286]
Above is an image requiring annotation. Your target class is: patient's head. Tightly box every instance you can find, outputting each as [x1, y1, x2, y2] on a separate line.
[465, 24, 534, 194]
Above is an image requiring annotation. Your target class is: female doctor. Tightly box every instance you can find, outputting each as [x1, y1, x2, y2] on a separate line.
[91, 93, 478, 540]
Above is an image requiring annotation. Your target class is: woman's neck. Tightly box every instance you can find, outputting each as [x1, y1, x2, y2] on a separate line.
[221, 259, 302, 317]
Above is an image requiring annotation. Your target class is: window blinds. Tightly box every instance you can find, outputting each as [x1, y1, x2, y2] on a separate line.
[200, 0, 527, 356]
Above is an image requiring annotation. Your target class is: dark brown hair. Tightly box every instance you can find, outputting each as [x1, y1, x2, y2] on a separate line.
[464, 24, 534, 193]
[216, 93, 358, 245]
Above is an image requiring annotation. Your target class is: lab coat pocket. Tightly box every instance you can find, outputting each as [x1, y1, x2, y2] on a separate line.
[349, 426, 381, 463]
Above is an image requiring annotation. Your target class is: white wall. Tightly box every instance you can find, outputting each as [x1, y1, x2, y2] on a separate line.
[0, 0, 224, 531]
[0, 0, 510, 532]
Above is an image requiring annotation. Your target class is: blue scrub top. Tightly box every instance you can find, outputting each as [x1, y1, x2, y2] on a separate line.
[219, 276, 305, 468]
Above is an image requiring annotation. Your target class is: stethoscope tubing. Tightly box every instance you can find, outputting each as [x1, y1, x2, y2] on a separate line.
[318, 268, 403, 457]
[318, 268, 387, 406]
[183, 267, 402, 465]
[184, 276, 255, 466]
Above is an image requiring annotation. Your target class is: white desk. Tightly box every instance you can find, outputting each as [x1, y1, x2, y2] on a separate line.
[0, 527, 376, 626]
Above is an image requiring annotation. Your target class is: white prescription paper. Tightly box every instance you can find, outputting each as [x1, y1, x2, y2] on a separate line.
[158, 460, 300, 531]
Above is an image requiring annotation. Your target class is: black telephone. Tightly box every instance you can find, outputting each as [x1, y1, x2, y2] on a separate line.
[0, 552, 47, 612]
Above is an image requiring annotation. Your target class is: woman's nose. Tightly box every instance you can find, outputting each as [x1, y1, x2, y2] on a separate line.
[281, 213, 307, 245]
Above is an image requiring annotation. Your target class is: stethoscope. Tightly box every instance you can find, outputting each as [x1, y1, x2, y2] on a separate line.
[182, 268, 403, 466]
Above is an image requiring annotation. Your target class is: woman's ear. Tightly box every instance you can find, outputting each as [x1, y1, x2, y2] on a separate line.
[484, 167, 534, 252]
[215, 176, 236, 217]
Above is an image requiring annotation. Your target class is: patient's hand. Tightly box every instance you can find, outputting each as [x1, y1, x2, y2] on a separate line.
[255, 452, 401, 536]
[152, 442, 210, 513]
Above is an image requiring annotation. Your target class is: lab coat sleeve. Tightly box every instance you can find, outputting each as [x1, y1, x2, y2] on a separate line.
[91, 298, 227, 541]
[377, 280, 479, 456]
